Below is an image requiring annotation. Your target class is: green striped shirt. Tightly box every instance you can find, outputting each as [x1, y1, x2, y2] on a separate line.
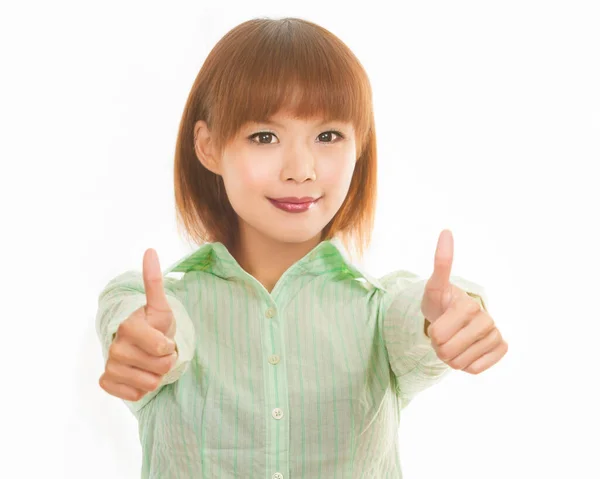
[96, 236, 487, 478]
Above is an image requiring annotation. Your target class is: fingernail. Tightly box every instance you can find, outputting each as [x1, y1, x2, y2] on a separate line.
[159, 340, 174, 355]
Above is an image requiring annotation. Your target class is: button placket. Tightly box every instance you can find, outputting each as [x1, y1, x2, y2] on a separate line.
[264, 303, 287, 477]
[266, 308, 283, 422]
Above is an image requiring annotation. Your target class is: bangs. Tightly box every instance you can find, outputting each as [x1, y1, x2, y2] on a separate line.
[206, 18, 373, 155]
[174, 18, 378, 259]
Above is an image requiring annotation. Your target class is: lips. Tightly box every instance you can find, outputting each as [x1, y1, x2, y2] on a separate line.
[269, 196, 319, 204]
[268, 196, 321, 213]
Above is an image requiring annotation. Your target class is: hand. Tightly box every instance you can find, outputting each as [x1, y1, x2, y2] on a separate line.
[99, 248, 178, 401]
[420, 229, 508, 375]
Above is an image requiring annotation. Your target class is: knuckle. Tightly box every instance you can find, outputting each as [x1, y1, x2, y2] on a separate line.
[436, 345, 450, 361]
[466, 300, 481, 315]
[108, 342, 123, 361]
[117, 319, 130, 333]
[448, 359, 463, 370]
[158, 357, 173, 375]
[480, 329, 502, 347]
[484, 316, 495, 333]
[147, 377, 161, 391]
[117, 319, 134, 337]
[146, 303, 172, 316]
[497, 339, 508, 356]
[429, 329, 442, 345]
[105, 360, 117, 375]
[154, 341, 167, 356]
[476, 326, 490, 342]
[426, 324, 436, 339]
[488, 328, 502, 345]
[147, 277, 162, 287]
[132, 390, 146, 401]
[98, 375, 108, 391]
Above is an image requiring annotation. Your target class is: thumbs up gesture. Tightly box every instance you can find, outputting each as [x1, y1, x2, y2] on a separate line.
[421, 230, 508, 375]
[99, 249, 179, 401]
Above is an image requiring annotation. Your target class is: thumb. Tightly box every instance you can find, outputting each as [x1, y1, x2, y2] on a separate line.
[142, 248, 174, 337]
[422, 230, 455, 320]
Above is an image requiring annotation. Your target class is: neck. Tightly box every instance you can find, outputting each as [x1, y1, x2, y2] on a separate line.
[230, 224, 323, 293]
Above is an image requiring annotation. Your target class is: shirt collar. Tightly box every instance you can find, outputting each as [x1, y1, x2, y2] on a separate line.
[162, 236, 385, 291]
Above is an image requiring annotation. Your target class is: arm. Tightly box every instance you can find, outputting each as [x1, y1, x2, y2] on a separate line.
[379, 270, 488, 409]
[95, 270, 196, 415]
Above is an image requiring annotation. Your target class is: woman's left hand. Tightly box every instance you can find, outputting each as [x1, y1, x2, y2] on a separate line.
[420, 229, 508, 375]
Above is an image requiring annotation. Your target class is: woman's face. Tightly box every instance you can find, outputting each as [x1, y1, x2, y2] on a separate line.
[195, 109, 358, 245]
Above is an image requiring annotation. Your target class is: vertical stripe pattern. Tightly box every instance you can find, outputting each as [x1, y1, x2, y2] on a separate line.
[95, 238, 488, 478]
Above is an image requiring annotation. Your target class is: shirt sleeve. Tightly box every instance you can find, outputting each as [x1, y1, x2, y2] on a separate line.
[95, 269, 196, 416]
[378, 270, 489, 410]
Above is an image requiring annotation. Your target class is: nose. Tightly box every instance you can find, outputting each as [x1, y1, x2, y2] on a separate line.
[280, 145, 317, 183]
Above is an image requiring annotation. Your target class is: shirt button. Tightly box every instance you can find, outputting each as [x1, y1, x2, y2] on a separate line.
[268, 354, 280, 365]
[265, 307, 275, 318]
[272, 408, 283, 420]
[272, 473, 284, 479]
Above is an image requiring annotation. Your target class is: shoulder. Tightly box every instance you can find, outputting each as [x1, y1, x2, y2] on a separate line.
[378, 269, 426, 296]
[376, 269, 427, 312]
[378, 269, 423, 288]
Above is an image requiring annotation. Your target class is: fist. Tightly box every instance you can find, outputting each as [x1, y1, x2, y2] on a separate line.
[99, 248, 178, 402]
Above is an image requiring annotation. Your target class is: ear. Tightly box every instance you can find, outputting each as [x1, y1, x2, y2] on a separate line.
[194, 120, 221, 175]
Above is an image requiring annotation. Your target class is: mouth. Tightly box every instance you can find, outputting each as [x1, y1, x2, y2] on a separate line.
[267, 196, 322, 213]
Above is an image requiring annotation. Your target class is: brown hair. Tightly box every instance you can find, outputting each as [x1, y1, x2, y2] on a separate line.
[173, 17, 378, 261]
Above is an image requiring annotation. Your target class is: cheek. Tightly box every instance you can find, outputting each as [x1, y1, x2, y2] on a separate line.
[320, 158, 355, 191]
[223, 158, 272, 196]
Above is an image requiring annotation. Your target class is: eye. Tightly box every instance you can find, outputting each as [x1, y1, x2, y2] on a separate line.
[248, 131, 278, 145]
[247, 130, 345, 145]
[317, 131, 344, 143]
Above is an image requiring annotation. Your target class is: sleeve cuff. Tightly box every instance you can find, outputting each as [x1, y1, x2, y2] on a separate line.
[382, 274, 489, 376]
[103, 295, 148, 355]
[99, 293, 196, 414]
[450, 275, 489, 313]
[159, 294, 196, 386]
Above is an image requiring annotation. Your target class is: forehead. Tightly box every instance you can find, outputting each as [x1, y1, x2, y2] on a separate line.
[256, 108, 353, 128]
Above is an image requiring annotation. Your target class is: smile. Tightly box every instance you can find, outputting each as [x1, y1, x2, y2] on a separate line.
[267, 197, 321, 213]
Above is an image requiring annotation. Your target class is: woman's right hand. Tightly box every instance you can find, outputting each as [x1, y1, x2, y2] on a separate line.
[99, 249, 178, 402]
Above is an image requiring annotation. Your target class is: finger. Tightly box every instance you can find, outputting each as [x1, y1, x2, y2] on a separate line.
[463, 339, 508, 375]
[428, 229, 454, 292]
[143, 248, 171, 314]
[99, 374, 147, 402]
[428, 296, 481, 345]
[444, 328, 503, 370]
[109, 339, 178, 376]
[104, 359, 162, 392]
[115, 316, 175, 357]
[434, 312, 496, 361]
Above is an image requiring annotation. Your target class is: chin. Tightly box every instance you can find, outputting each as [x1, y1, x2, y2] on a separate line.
[281, 231, 323, 244]
[234, 197, 337, 245]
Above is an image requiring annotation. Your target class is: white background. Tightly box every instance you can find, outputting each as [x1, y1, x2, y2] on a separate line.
[1, 1, 598, 477]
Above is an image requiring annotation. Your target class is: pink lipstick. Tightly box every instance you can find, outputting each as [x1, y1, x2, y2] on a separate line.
[268, 196, 321, 213]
